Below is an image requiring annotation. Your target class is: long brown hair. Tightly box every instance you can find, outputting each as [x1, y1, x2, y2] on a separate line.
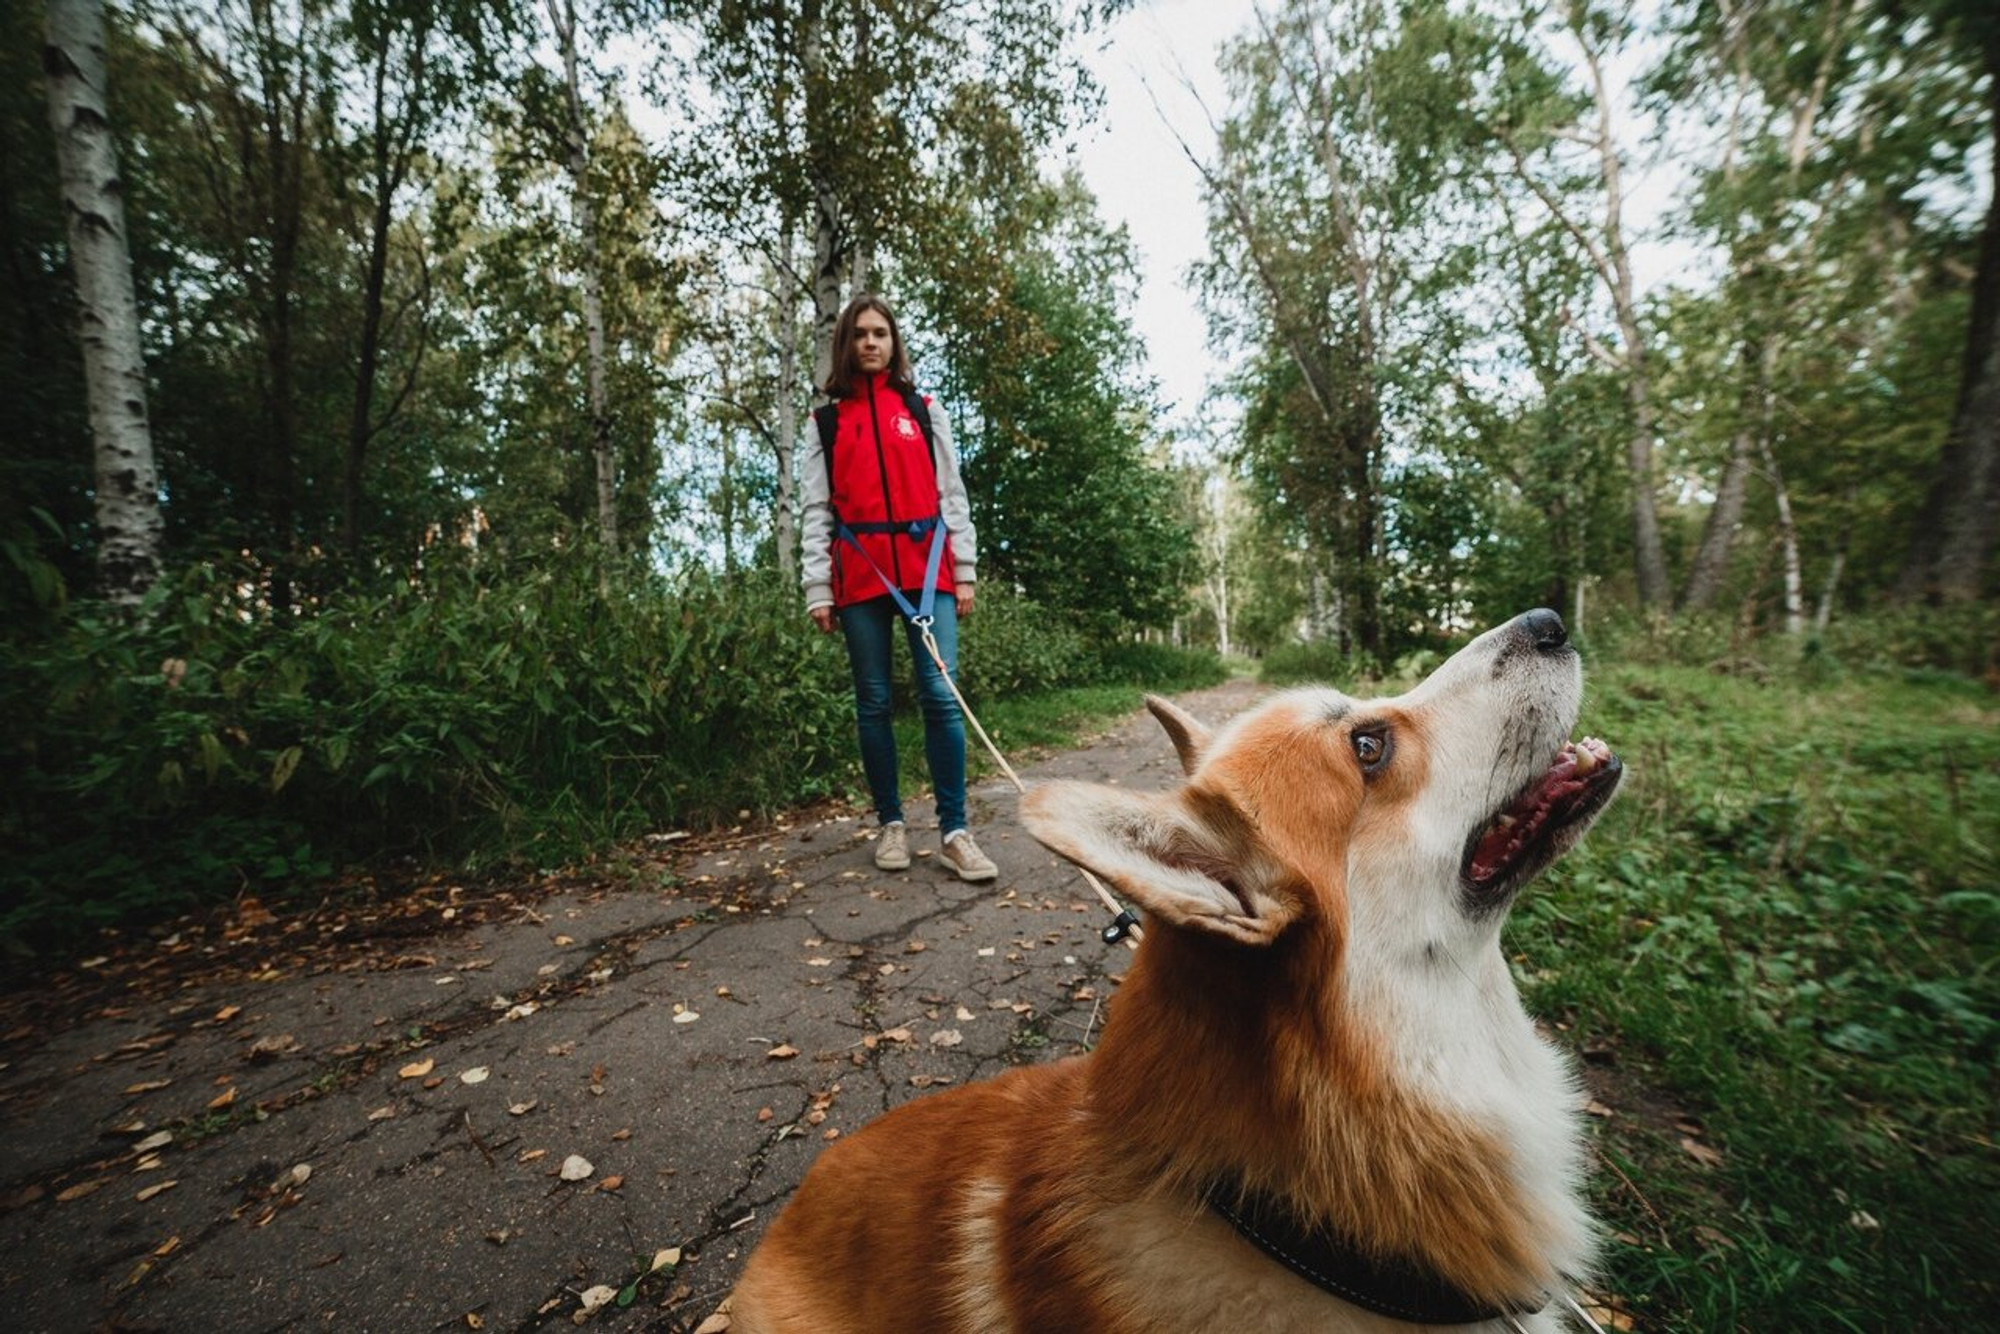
[822, 294, 915, 400]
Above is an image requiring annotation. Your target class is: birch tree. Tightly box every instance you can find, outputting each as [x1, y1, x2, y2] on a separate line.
[45, 0, 162, 605]
[544, 0, 619, 565]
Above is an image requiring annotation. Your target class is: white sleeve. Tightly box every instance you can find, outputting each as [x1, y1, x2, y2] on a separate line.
[931, 402, 977, 583]
[800, 412, 835, 609]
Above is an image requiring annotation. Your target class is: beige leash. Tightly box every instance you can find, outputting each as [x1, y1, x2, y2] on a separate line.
[915, 623, 1142, 951]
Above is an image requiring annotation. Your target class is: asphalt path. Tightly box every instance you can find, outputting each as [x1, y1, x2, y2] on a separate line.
[0, 679, 1265, 1334]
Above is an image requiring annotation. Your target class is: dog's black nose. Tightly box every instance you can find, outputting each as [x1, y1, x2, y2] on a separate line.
[1522, 608, 1567, 652]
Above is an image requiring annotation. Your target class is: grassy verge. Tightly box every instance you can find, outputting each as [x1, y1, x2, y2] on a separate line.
[1510, 661, 1997, 1330]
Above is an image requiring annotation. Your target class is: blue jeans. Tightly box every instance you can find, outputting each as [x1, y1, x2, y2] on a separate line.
[837, 593, 967, 834]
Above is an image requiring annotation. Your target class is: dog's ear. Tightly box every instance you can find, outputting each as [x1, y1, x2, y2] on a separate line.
[1020, 781, 1299, 946]
[1145, 695, 1210, 776]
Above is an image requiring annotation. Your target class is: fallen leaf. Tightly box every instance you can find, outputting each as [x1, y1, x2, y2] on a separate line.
[805, 957, 833, 968]
[877, 963, 896, 977]
[1679, 1136, 1724, 1168]
[673, 1011, 700, 1025]
[976, 947, 995, 957]
[598, 1175, 623, 1192]
[460, 1066, 490, 1085]
[651, 1247, 682, 1272]
[766, 1044, 799, 1060]
[207, 1087, 237, 1111]
[929, 1029, 963, 1048]
[519, 1149, 547, 1163]
[1585, 1099, 1615, 1119]
[822, 1127, 841, 1141]
[955, 1006, 976, 1021]
[246, 1033, 299, 1060]
[133, 1131, 173, 1154]
[509, 1100, 538, 1116]
[560, 1154, 594, 1181]
[153, 1236, 180, 1257]
[58, 1179, 109, 1202]
[123, 1079, 171, 1095]
[423, 1076, 444, 1089]
[905, 940, 927, 953]
[577, 1284, 617, 1314]
[281, 1164, 311, 1189]
[611, 1128, 631, 1141]
[756, 1107, 773, 1123]
[910, 1074, 953, 1088]
[214, 1005, 241, 1022]
[466, 1315, 485, 1330]
[553, 935, 575, 947]
[880, 1027, 912, 1044]
[367, 1106, 395, 1122]
[134, 1180, 178, 1202]
[398, 1058, 435, 1079]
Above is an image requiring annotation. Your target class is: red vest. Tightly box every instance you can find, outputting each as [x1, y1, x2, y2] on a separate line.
[827, 374, 957, 608]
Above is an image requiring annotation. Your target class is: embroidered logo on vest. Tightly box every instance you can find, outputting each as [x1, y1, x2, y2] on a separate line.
[894, 414, 920, 440]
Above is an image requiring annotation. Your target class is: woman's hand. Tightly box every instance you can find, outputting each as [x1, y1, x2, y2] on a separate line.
[810, 607, 835, 634]
[957, 587, 974, 617]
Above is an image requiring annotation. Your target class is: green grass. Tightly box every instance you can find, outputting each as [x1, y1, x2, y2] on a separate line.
[1511, 661, 1998, 1330]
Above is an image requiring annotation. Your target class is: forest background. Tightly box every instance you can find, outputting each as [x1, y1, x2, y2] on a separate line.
[3, 2, 1996, 1327]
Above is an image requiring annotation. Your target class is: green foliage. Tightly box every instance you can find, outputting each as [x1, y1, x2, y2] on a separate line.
[0, 561, 1211, 953]
[1257, 639, 1370, 686]
[923, 175, 1196, 632]
[1509, 656, 1999, 1329]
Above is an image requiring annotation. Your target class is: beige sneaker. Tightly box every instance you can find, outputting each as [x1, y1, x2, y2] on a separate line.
[940, 830, 998, 882]
[873, 822, 911, 871]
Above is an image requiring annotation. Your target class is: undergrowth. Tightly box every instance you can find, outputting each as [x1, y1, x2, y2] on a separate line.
[1510, 660, 1998, 1330]
[0, 553, 1217, 957]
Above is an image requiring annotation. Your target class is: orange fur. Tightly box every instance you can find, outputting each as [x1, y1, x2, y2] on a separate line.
[734, 643, 1602, 1332]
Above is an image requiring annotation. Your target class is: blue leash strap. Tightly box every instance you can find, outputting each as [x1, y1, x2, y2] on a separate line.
[835, 516, 949, 626]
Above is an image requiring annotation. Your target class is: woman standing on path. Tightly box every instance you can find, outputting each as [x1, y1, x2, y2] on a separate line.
[801, 295, 998, 883]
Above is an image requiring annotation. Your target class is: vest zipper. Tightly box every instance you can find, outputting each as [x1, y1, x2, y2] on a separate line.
[864, 382, 905, 590]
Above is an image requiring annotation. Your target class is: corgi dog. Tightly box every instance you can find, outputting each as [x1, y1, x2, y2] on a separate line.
[731, 609, 1622, 1332]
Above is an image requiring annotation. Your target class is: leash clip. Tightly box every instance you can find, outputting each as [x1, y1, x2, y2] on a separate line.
[911, 614, 934, 630]
[1101, 907, 1141, 945]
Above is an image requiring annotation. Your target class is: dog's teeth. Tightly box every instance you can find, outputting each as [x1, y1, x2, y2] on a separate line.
[1572, 747, 1598, 775]
[1497, 815, 1517, 830]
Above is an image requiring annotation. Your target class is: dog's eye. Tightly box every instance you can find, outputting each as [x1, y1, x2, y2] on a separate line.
[1351, 730, 1388, 770]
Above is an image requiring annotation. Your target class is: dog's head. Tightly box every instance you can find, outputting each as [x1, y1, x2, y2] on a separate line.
[1021, 609, 1622, 965]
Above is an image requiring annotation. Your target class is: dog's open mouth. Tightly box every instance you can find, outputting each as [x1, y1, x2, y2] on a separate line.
[1463, 737, 1621, 899]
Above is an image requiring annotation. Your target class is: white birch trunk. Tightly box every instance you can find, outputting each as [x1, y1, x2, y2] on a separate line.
[800, 6, 845, 393]
[1759, 435, 1805, 635]
[773, 255, 800, 581]
[548, 0, 618, 564]
[1569, 2, 1669, 608]
[45, 0, 161, 606]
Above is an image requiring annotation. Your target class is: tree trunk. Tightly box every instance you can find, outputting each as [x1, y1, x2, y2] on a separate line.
[1898, 74, 2000, 602]
[1576, 11, 1671, 608]
[1813, 548, 1844, 635]
[1682, 339, 1768, 611]
[44, 0, 162, 606]
[1759, 434, 1805, 635]
[800, 0, 846, 392]
[773, 254, 800, 581]
[342, 27, 418, 562]
[549, 0, 618, 565]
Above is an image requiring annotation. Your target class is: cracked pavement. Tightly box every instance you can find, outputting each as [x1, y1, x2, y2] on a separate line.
[0, 679, 1263, 1333]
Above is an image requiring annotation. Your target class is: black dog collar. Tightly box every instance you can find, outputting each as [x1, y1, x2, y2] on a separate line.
[1204, 1181, 1547, 1325]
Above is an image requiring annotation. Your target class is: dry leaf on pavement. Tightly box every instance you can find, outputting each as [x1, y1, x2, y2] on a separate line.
[765, 1045, 799, 1060]
[398, 1058, 435, 1079]
[559, 1154, 594, 1182]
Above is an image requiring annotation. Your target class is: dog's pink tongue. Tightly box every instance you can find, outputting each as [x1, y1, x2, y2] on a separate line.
[1469, 744, 1586, 881]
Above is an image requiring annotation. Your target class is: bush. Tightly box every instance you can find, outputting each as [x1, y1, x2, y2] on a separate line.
[1258, 639, 1369, 687]
[1, 559, 1221, 954]
[0, 555, 857, 952]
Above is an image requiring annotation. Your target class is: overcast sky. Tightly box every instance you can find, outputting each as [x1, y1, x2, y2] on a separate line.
[1059, 0, 1704, 444]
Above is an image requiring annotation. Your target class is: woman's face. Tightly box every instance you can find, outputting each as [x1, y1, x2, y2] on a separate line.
[853, 309, 894, 374]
